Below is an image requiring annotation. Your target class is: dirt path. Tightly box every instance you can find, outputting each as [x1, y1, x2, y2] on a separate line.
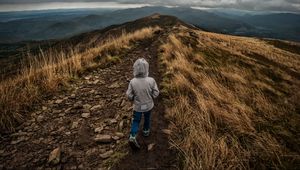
[0, 31, 178, 169]
[112, 30, 178, 170]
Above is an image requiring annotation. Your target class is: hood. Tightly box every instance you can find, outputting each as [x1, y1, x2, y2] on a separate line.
[133, 58, 149, 78]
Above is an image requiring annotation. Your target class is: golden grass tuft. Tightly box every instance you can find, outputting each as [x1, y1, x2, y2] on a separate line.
[0, 26, 161, 131]
[160, 27, 299, 169]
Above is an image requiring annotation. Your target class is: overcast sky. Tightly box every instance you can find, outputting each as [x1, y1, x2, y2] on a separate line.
[0, 0, 299, 12]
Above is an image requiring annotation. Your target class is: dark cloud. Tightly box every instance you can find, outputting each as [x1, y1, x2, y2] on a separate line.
[0, 0, 299, 12]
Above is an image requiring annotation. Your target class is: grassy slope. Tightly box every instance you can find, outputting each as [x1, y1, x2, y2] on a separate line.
[0, 26, 161, 131]
[159, 25, 300, 169]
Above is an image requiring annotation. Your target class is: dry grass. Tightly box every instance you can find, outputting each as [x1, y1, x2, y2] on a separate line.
[160, 26, 300, 169]
[0, 26, 161, 131]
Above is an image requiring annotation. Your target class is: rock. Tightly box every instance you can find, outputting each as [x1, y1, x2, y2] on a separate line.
[118, 120, 124, 130]
[37, 115, 44, 122]
[83, 104, 92, 110]
[162, 129, 172, 135]
[94, 134, 112, 143]
[115, 132, 124, 138]
[86, 148, 98, 157]
[109, 119, 117, 124]
[112, 136, 120, 140]
[89, 90, 96, 94]
[53, 109, 61, 114]
[70, 94, 76, 99]
[94, 127, 103, 133]
[99, 150, 114, 159]
[57, 126, 66, 132]
[93, 80, 99, 84]
[84, 76, 91, 80]
[11, 136, 28, 145]
[10, 131, 28, 137]
[65, 107, 72, 113]
[108, 82, 120, 89]
[81, 113, 90, 118]
[112, 98, 122, 106]
[147, 143, 155, 151]
[55, 99, 63, 104]
[90, 104, 104, 111]
[73, 101, 83, 109]
[82, 109, 90, 113]
[42, 106, 48, 111]
[58, 113, 65, 117]
[71, 121, 79, 129]
[120, 99, 126, 107]
[65, 132, 71, 135]
[48, 147, 61, 165]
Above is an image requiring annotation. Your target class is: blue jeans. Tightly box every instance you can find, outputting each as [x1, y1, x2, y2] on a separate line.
[130, 110, 151, 136]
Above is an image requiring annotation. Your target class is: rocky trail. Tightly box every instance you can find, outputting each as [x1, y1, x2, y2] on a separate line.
[0, 30, 178, 169]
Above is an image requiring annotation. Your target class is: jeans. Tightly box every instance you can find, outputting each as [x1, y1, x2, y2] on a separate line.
[130, 110, 151, 136]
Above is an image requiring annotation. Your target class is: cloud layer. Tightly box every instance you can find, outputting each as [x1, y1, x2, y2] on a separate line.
[0, 0, 299, 12]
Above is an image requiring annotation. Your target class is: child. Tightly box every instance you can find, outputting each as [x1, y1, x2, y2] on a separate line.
[126, 58, 159, 149]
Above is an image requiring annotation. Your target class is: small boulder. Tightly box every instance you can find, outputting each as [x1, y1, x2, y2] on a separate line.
[55, 99, 63, 104]
[83, 104, 92, 110]
[90, 104, 104, 111]
[108, 82, 120, 89]
[147, 143, 155, 151]
[73, 101, 83, 109]
[162, 129, 172, 135]
[93, 80, 99, 84]
[109, 119, 117, 124]
[94, 134, 112, 143]
[81, 113, 90, 118]
[118, 120, 124, 130]
[71, 121, 79, 129]
[94, 127, 103, 133]
[64, 107, 72, 113]
[70, 94, 76, 99]
[48, 147, 61, 165]
[99, 150, 114, 159]
[89, 90, 96, 94]
[115, 132, 124, 138]
[37, 115, 44, 122]
[112, 136, 120, 140]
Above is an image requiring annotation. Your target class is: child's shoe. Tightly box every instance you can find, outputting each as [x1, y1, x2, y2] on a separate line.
[129, 134, 140, 149]
[143, 129, 150, 137]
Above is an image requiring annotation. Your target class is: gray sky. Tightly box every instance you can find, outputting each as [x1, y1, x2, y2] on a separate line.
[0, 0, 299, 12]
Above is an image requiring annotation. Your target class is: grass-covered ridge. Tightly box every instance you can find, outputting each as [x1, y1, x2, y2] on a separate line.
[0, 26, 161, 131]
[159, 25, 300, 169]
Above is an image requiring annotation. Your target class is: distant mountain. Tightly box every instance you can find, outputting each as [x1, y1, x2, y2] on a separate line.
[235, 13, 300, 41]
[0, 6, 299, 43]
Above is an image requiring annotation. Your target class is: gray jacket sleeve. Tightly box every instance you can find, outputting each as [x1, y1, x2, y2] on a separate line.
[151, 79, 159, 99]
[126, 81, 134, 101]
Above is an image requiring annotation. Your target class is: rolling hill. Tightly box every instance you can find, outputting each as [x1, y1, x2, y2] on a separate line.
[0, 6, 300, 43]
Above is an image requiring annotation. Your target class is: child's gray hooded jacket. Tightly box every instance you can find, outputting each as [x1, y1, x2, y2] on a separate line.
[126, 58, 159, 112]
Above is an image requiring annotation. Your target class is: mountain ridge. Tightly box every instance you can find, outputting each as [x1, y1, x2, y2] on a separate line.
[0, 14, 299, 169]
[1, 6, 300, 43]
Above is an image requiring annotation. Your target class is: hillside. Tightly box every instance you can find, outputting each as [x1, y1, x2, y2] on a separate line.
[1, 6, 300, 43]
[0, 14, 299, 169]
